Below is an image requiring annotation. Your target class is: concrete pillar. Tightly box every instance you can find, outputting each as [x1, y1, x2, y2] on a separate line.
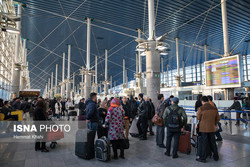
[182, 60, 186, 82]
[176, 38, 181, 87]
[104, 49, 108, 96]
[126, 69, 128, 86]
[221, 0, 229, 57]
[146, 0, 161, 105]
[51, 72, 53, 98]
[22, 39, 26, 64]
[123, 59, 126, 88]
[200, 63, 202, 83]
[110, 75, 113, 90]
[61, 52, 65, 99]
[55, 64, 58, 94]
[166, 64, 169, 87]
[195, 65, 198, 82]
[95, 56, 98, 93]
[11, 4, 22, 98]
[66, 45, 71, 99]
[84, 18, 92, 99]
[48, 78, 50, 99]
[80, 68, 84, 97]
[204, 44, 207, 61]
[136, 54, 138, 73]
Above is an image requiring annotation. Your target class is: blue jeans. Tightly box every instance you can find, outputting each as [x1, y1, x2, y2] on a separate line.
[87, 122, 98, 131]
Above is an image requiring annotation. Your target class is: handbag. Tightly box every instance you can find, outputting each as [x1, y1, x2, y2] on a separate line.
[152, 114, 163, 126]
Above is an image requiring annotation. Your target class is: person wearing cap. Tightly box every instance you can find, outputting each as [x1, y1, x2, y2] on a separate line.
[228, 97, 248, 126]
[163, 97, 187, 159]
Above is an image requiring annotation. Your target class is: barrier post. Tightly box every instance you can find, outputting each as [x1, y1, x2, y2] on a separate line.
[229, 110, 232, 135]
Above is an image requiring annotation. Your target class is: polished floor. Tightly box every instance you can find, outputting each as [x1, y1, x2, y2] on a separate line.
[0, 122, 249, 167]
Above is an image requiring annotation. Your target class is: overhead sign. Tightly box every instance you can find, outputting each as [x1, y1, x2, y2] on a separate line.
[205, 55, 242, 88]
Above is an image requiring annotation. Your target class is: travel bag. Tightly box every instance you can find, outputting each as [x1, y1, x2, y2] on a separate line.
[178, 130, 191, 154]
[95, 136, 111, 161]
[75, 129, 95, 160]
[129, 117, 139, 137]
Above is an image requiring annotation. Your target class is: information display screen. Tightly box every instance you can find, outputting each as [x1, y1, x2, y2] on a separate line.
[205, 55, 241, 88]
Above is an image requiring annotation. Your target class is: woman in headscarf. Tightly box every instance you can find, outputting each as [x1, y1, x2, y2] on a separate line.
[97, 100, 108, 138]
[103, 98, 125, 159]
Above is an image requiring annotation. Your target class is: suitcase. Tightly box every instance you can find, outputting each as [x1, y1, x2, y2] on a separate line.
[196, 135, 212, 159]
[95, 136, 111, 161]
[129, 117, 139, 137]
[47, 130, 64, 142]
[178, 131, 191, 154]
[68, 110, 77, 116]
[78, 115, 86, 129]
[75, 129, 95, 160]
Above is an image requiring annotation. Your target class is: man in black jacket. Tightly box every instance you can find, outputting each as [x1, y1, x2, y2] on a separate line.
[228, 97, 248, 126]
[21, 98, 31, 120]
[129, 95, 138, 120]
[78, 98, 86, 115]
[146, 97, 155, 136]
[86, 92, 99, 133]
[137, 93, 148, 140]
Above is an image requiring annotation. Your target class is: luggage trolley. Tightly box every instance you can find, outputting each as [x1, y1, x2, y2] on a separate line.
[67, 106, 77, 121]
[46, 121, 64, 149]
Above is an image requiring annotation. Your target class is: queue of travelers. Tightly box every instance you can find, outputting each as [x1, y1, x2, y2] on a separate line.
[1, 92, 248, 162]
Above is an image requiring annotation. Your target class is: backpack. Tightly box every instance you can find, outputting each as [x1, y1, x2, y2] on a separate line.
[166, 107, 182, 132]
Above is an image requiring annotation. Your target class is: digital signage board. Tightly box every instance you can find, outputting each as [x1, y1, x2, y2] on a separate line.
[205, 55, 242, 88]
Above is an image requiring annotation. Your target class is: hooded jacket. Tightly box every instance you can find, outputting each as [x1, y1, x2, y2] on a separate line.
[86, 98, 99, 122]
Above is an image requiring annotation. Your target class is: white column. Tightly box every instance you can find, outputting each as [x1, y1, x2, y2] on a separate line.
[123, 59, 126, 87]
[48, 78, 50, 99]
[80, 68, 84, 97]
[12, 4, 22, 97]
[204, 44, 207, 61]
[95, 56, 98, 92]
[61, 52, 65, 99]
[136, 54, 138, 73]
[182, 60, 186, 82]
[51, 72, 53, 98]
[55, 64, 58, 94]
[73, 72, 75, 91]
[84, 18, 92, 99]
[146, 0, 160, 106]
[126, 69, 128, 86]
[161, 57, 164, 84]
[22, 39, 26, 64]
[148, 0, 155, 40]
[200, 63, 202, 83]
[221, 0, 229, 57]
[176, 38, 181, 87]
[66, 45, 71, 99]
[104, 49, 108, 96]
[110, 75, 113, 90]
[167, 64, 169, 87]
[138, 29, 142, 73]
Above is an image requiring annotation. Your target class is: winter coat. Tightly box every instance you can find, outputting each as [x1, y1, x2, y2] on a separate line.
[55, 102, 61, 114]
[197, 103, 220, 133]
[86, 98, 99, 122]
[129, 99, 138, 119]
[105, 106, 125, 141]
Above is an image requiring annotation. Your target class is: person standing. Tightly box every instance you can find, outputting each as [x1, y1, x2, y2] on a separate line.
[129, 95, 138, 121]
[228, 97, 248, 126]
[21, 98, 31, 120]
[86, 93, 99, 133]
[196, 96, 220, 163]
[78, 98, 86, 116]
[34, 101, 49, 152]
[97, 101, 108, 138]
[121, 96, 131, 139]
[145, 97, 154, 136]
[103, 98, 125, 159]
[163, 97, 187, 158]
[156, 94, 166, 148]
[195, 94, 203, 112]
[136, 93, 148, 140]
[12, 98, 21, 110]
[55, 99, 61, 120]
[61, 99, 66, 116]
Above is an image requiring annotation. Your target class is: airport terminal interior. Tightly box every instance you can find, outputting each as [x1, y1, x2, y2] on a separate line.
[0, 0, 250, 167]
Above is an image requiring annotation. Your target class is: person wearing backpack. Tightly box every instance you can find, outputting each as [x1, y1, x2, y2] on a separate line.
[163, 97, 187, 158]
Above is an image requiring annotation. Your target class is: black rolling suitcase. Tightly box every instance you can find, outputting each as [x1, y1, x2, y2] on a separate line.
[75, 129, 95, 160]
[196, 135, 212, 159]
[95, 136, 111, 161]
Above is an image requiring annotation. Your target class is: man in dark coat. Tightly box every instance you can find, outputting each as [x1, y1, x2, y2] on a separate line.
[129, 95, 138, 120]
[137, 93, 148, 140]
[86, 92, 99, 134]
[12, 98, 21, 110]
[78, 98, 86, 115]
[228, 97, 247, 126]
